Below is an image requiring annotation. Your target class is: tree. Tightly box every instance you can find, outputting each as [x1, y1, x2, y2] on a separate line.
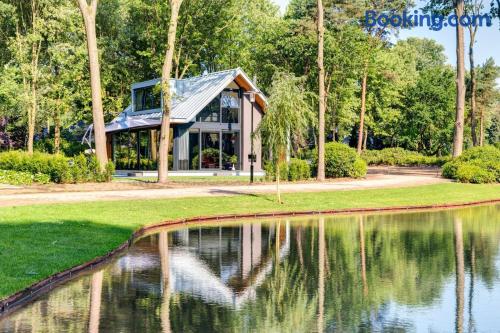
[256, 72, 311, 203]
[452, 0, 466, 157]
[316, 0, 325, 181]
[76, 0, 107, 169]
[475, 58, 500, 145]
[158, 0, 183, 183]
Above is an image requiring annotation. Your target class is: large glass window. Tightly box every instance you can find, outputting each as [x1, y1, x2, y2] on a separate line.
[222, 132, 240, 170]
[189, 131, 200, 170]
[134, 86, 161, 112]
[201, 132, 220, 169]
[196, 96, 220, 122]
[221, 92, 239, 123]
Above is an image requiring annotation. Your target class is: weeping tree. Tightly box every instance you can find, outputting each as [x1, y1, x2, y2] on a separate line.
[256, 72, 311, 203]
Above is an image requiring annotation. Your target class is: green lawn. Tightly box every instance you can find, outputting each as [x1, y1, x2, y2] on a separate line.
[0, 183, 499, 299]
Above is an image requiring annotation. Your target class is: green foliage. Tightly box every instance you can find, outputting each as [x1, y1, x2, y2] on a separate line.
[288, 158, 311, 181]
[264, 158, 311, 181]
[314, 142, 367, 178]
[361, 148, 450, 166]
[0, 169, 50, 185]
[0, 151, 114, 184]
[442, 146, 500, 183]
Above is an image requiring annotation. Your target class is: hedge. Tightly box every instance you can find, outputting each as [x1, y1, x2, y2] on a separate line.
[263, 158, 311, 181]
[442, 146, 500, 184]
[0, 151, 114, 184]
[0, 169, 50, 185]
[361, 148, 449, 166]
[312, 142, 367, 179]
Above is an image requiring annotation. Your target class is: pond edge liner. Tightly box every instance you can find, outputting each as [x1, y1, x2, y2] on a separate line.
[0, 197, 499, 316]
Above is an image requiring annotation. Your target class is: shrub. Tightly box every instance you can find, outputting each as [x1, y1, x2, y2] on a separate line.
[0, 151, 114, 184]
[263, 158, 310, 181]
[0, 169, 50, 185]
[442, 146, 500, 183]
[312, 142, 367, 178]
[361, 148, 449, 166]
[288, 158, 310, 181]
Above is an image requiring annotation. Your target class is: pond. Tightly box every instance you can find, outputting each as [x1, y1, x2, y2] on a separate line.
[1, 204, 499, 332]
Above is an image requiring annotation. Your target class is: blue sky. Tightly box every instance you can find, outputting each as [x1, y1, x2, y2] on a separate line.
[272, 0, 500, 71]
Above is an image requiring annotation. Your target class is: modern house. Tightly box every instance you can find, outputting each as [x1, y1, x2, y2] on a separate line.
[105, 68, 266, 175]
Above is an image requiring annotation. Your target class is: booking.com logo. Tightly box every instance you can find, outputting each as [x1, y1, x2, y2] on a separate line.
[365, 10, 493, 31]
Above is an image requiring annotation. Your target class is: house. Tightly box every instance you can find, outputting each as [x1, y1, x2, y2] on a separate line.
[105, 68, 266, 175]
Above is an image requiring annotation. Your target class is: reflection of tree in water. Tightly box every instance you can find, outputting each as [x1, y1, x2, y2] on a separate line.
[2, 205, 499, 333]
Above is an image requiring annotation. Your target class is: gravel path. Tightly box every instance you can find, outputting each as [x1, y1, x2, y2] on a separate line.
[0, 171, 448, 207]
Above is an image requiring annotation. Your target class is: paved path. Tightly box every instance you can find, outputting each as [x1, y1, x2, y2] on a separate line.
[0, 171, 448, 207]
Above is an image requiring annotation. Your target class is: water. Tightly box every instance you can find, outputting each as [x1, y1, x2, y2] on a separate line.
[1, 205, 499, 332]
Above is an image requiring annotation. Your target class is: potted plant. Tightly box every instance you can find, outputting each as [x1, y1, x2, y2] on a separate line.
[229, 155, 238, 171]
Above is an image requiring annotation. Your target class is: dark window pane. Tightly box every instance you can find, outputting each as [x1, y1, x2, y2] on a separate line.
[189, 132, 200, 170]
[134, 86, 161, 111]
[221, 92, 239, 123]
[197, 96, 220, 122]
[222, 132, 240, 170]
[201, 132, 220, 169]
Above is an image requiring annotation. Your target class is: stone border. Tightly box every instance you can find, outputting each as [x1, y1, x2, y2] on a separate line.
[1, 198, 499, 316]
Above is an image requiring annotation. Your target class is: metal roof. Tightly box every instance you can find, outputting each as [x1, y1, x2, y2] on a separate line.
[105, 68, 266, 133]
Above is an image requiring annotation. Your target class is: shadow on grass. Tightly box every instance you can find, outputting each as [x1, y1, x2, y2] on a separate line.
[0, 219, 133, 299]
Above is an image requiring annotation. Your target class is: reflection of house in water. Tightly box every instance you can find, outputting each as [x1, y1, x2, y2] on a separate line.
[113, 222, 291, 309]
[169, 222, 290, 308]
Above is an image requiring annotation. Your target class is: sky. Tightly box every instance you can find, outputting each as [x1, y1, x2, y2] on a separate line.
[272, 0, 500, 72]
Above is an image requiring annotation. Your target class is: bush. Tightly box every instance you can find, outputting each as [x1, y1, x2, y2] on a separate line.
[288, 158, 310, 181]
[442, 146, 500, 183]
[313, 142, 366, 178]
[263, 158, 310, 181]
[361, 148, 449, 166]
[0, 169, 50, 185]
[0, 151, 114, 184]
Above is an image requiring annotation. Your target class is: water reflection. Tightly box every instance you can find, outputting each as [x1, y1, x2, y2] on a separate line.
[1, 204, 499, 332]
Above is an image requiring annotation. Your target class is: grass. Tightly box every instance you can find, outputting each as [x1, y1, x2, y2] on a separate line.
[0, 183, 499, 299]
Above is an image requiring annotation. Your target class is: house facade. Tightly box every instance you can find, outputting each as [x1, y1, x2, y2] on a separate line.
[105, 68, 266, 173]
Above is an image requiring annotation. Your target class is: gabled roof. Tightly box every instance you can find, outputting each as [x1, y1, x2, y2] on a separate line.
[105, 68, 266, 133]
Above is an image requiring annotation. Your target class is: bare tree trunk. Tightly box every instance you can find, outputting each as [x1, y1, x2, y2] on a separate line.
[159, 232, 171, 333]
[54, 114, 61, 154]
[363, 128, 368, 151]
[316, 0, 325, 181]
[359, 216, 368, 296]
[276, 161, 281, 203]
[158, 0, 182, 183]
[479, 108, 484, 146]
[88, 270, 103, 333]
[317, 217, 325, 333]
[27, 1, 41, 155]
[469, 26, 478, 146]
[357, 64, 368, 154]
[454, 217, 464, 333]
[453, 0, 466, 157]
[77, 0, 108, 170]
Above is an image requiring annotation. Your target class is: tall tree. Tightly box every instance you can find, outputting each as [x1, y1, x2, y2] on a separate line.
[453, 0, 467, 156]
[76, 0, 107, 169]
[316, 0, 326, 181]
[316, 0, 325, 180]
[158, 0, 183, 183]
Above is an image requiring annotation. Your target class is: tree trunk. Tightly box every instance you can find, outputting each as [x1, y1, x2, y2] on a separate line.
[363, 128, 368, 151]
[479, 108, 484, 146]
[77, 0, 108, 170]
[316, 0, 325, 181]
[88, 270, 103, 333]
[159, 232, 171, 333]
[469, 27, 478, 146]
[158, 0, 182, 183]
[452, 0, 466, 157]
[317, 217, 325, 333]
[276, 161, 281, 203]
[359, 216, 368, 296]
[54, 114, 61, 154]
[357, 64, 368, 154]
[454, 217, 464, 333]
